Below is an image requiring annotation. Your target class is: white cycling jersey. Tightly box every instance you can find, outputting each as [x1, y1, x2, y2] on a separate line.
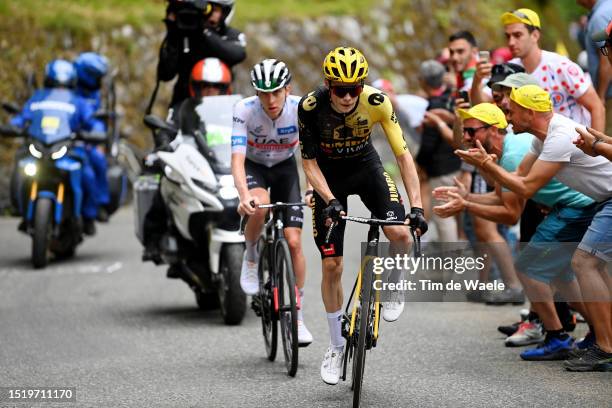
[510, 51, 592, 127]
[231, 95, 300, 168]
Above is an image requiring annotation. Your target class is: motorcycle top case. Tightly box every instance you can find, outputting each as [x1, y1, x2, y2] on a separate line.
[133, 174, 160, 244]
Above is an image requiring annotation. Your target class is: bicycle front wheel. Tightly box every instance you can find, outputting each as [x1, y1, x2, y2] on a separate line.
[352, 260, 375, 407]
[276, 239, 299, 377]
[258, 242, 277, 361]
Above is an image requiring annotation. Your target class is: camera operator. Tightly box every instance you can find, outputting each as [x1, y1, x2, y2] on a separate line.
[157, 0, 246, 110]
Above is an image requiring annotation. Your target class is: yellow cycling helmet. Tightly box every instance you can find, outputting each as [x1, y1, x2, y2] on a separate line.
[323, 47, 369, 84]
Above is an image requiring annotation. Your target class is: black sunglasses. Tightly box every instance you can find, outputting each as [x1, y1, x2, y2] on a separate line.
[193, 81, 229, 91]
[463, 125, 491, 137]
[511, 10, 536, 27]
[331, 84, 363, 98]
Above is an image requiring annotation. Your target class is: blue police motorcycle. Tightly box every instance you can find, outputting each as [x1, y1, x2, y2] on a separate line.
[1, 117, 105, 268]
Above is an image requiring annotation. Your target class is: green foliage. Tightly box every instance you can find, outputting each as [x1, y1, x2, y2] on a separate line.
[0, 0, 375, 34]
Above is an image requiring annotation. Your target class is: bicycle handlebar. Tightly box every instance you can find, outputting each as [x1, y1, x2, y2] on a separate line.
[239, 201, 309, 235]
[324, 215, 422, 257]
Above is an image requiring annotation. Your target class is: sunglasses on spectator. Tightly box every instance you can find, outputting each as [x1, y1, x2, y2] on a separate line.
[330, 84, 363, 98]
[463, 125, 491, 137]
[511, 10, 536, 28]
[492, 92, 504, 103]
[600, 40, 611, 57]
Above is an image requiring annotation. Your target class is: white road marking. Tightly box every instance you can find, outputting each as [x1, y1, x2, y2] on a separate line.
[0, 262, 124, 276]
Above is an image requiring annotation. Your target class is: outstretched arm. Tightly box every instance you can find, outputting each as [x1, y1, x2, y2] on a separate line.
[302, 159, 335, 203]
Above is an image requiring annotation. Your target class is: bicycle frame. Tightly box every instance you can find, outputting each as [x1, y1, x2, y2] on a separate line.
[346, 224, 383, 342]
[335, 214, 420, 392]
[258, 203, 300, 313]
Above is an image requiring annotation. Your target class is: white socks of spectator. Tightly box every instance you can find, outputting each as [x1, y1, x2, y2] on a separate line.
[245, 239, 257, 263]
[327, 309, 345, 350]
[298, 288, 304, 321]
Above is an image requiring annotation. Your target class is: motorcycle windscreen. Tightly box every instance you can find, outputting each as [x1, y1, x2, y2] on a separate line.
[195, 95, 243, 173]
[27, 109, 73, 144]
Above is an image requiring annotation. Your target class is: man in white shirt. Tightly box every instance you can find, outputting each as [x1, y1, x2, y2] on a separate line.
[501, 8, 606, 131]
[456, 84, 612, 372]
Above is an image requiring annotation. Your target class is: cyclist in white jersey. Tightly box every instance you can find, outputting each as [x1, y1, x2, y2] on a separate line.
[231, 59, 313, 346]
[501, 8, 605, 130]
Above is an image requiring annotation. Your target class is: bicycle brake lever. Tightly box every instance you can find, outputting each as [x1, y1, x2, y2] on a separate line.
[324, 221, 336, 244]
[410, 228, 422, 258]
[239, 201, 257, 235]
[239, 215, 249, 236]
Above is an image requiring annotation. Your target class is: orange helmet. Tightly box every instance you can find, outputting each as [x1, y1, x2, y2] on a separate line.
[189, 58, 232, 97]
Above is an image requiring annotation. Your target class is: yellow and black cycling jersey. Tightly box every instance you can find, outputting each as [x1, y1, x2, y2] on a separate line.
[298, 84, 408, 167]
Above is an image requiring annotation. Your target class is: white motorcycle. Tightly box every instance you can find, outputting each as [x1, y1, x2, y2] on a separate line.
[138, 95, 245, 325]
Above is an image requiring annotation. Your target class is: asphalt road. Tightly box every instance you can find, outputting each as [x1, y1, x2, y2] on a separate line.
[0, 199, 609, 408]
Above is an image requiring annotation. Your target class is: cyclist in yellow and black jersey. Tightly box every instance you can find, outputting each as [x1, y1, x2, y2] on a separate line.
[299, 84, 408, 165]
[298, 47, 428, 386]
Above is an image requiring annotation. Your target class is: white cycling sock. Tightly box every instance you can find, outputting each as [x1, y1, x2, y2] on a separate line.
[327, 309, 345, 349]
[245, 239, 257, 263]
[297, 288, 304, 321]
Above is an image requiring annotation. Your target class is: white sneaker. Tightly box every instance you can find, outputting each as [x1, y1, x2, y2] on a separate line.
[240, 253, 259, 295]
[382, 291, 404, 322]
[320, 346, 344, 385]
[297, 320, 313, 347]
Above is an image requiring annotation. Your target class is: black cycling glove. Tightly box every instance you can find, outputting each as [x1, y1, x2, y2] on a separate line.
[407, 207, 428, 235]
[322, 199, 344, 223]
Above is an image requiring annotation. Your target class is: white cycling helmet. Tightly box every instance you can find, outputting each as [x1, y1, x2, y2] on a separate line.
[250, 59, 292, 92]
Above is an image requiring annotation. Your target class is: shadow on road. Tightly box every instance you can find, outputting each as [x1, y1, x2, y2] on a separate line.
[116, 304, 248, 328]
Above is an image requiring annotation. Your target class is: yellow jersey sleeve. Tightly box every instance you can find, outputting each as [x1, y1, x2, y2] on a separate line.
[365, 86, 408, 157]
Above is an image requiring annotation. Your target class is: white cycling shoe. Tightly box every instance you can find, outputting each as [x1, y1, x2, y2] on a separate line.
[297, 320, 313, 347]
[239, 253, 259, 295]
[383, 291, 404, 322]
[321, 345, 344, 385]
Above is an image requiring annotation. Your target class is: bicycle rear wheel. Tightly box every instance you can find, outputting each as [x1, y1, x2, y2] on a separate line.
[276, 239, 299, 377]
[258, 242, 277, 361]
[352, 261, 375, 407]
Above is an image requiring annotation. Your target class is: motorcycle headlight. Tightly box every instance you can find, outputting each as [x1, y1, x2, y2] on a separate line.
[219, 186, 239, 200]
[51, 145, 68, 160]
[24, 163, 37, 177]
[28, 143, 43, 159]
[218, 175, 235, 187]
[217, 175, 238, 200]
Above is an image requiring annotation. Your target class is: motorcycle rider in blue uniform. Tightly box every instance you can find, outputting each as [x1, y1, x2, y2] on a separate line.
[74, 52, 111, 221]
[10, 59, 104, 235]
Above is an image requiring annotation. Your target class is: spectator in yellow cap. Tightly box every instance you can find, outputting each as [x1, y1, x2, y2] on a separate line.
[457, 84, 612, 372]
[450, 103, 525, 302]
[501, 8, 606, 132]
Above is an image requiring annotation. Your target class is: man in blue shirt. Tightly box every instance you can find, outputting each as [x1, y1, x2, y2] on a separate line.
[74, 52, 111, 220]
[11, 59, 104, 235]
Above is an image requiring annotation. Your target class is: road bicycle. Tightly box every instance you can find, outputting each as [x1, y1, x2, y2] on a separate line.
[240, 202, 308, 377]
[327, 215, 420, 408]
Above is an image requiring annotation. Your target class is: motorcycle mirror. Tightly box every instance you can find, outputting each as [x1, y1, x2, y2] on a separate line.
[0, 124, 24, 137]
[2, 102, 20, 115]
[80, 131, 107, 144]
[143, 114, 177, 133]
[94, 110, 111, 120]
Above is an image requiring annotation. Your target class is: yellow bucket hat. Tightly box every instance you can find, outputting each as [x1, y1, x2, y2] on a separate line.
[457, 103, 508, 129]
[501, 8, 541, 29]
[509, 85, 553, 112]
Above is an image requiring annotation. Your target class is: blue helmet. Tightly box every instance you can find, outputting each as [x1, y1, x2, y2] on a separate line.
[74, 52, 108, 90]
[44, 59, 77, 88]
